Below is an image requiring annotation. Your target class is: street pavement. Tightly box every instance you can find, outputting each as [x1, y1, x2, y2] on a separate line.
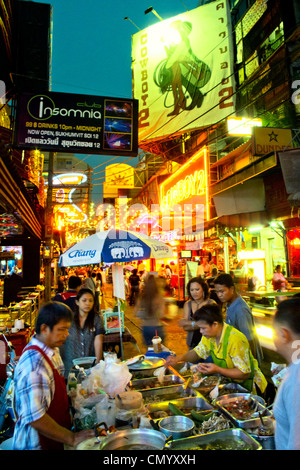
[100, 284, 188, 358]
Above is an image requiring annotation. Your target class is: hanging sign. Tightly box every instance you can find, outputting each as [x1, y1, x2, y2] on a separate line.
[13, 91, 139, 157]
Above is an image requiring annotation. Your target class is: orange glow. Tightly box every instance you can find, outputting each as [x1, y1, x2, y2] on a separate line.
[290, 238, 300, 247]
[160, 147, 210, 220]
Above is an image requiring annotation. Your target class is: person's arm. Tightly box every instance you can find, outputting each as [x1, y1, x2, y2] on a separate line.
[30, 413, 95, 447]
[94, 334, 103, 363]
[178, 301, 195, 331]
[165, 348, 200, 368]
[196, 362, 250, 381]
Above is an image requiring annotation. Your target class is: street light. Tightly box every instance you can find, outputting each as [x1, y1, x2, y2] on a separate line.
[145, 6, 163, 21]
[124, 17, 141, 31]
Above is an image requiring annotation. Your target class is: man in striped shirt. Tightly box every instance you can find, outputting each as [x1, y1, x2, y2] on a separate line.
[12, 302, 94, 450]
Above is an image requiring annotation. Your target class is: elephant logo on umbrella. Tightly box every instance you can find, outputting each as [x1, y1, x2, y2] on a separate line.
[109, 241, 145, 259]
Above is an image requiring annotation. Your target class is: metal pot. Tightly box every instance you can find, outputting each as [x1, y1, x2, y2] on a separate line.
[98, 428, 171, 451]
[158, 415, 195, 439]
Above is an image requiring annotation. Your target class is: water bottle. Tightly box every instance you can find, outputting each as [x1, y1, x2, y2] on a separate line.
[77, 367, 87, 384]
[68, 372, 77, 391]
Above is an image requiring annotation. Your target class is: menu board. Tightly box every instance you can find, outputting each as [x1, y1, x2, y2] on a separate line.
[13, 91, 139, 157]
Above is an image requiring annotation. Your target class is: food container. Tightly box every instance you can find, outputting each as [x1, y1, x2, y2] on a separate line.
[170, 362, 192, 377]
[72, 356, 96, 369]
[165, 428, 262, 450]
[130, 374, 185, 391]
[98, 428, 172, 451]
[140, 384, 200, 406]
[188, 410, 232, 435]
[147, 396, 213, 420]
[248, 433, 275, 450]
[158, 415, 195, 439]
[248, 417, 275, 450]
[127, 356, 165, 371]
[214, 393, 271, 429]
[217, 383, 250, 396]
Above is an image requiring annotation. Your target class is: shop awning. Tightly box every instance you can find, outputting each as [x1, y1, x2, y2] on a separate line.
[0, 156, 42, 239]
[210, 141, 251, 168]
[213, 178, 266, 217]
[217, 211, 268, 230]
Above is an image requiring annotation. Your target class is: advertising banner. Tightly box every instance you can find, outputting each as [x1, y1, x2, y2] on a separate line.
[14, 91, 139, 156]
[132, 1, 235, 143]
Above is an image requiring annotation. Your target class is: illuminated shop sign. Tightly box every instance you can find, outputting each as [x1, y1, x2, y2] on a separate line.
[47, 173, 88, 223]
[14, 91, 139, 157]
[227, 117, 262, 135]
[160, 147, 209, 218]
[252, 127, 294, 156]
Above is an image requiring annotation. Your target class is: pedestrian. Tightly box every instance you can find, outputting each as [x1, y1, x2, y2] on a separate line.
[82, 270, 96, 294]
[99, 267, 106, 293]
[206, 267, 221, 304]
[165, 264, 173, 295]
[60, 288, 105, 378]
[179, 276, 216, 350]
[272, 265, 288, 291]
[95, 272, 103, 309]
[165, 303, 267, 394]
[134, 274, 166, 348]
[52, 275, 82, 312]
[247, 267, 259, 291]
[128, 268, 140, 305]
[157, 264, 166, 278]
[273, 297, 300, 449]
[12, 301, 94, 450]
[214, 273, 263, 365]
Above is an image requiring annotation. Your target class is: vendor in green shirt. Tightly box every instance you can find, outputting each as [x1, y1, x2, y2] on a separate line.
[165, 303, 267, 393]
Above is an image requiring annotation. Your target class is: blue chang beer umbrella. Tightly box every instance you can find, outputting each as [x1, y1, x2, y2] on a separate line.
[58, 228, 173, 267]
[59, 229, 173, 360]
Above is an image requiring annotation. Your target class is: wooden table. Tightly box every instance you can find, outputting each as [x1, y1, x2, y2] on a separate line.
[243, 288, 300, 298]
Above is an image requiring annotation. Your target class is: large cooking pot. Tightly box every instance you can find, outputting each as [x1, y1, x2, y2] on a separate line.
[98, 428, 171, 451]
[158, 416, 195, 440]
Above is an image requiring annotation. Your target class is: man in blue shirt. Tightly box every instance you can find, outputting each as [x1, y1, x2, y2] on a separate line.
[214, 273, 263, 365]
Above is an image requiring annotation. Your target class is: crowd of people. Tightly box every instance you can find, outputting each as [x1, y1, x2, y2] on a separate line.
[9, 257, 300, 450]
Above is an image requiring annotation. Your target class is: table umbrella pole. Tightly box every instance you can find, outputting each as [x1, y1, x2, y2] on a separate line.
[118, 297, 124, 360]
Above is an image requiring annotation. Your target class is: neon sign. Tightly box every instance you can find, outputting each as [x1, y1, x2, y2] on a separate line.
[160, 147, 209, 219]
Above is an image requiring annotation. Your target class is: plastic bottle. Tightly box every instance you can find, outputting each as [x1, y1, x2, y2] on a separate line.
[68, 373, 77, 391]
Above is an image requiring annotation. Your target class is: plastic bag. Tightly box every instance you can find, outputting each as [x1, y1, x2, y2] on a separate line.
[73, 406, 97, 430]
[89, 356, 132, 397]
[271, 362, 287, 387]
[96, 395, 117, 427]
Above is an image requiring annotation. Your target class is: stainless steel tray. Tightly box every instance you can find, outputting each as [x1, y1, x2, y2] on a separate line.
[169, 362, 192, 377]
[147, 396, 214, 420]
[130, 374, 185, 391]
[165, 428, 262, 450]
[214, 393, 271, 429]
[130, 366, 175, 379]
[216, 383, 250, 396]
[128, 356, 165, 370]
[141, 384, 201, 405]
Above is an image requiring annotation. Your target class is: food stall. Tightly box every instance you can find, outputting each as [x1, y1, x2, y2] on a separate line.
[66, 353, 274, 450]
[0, 286, 44, 380]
